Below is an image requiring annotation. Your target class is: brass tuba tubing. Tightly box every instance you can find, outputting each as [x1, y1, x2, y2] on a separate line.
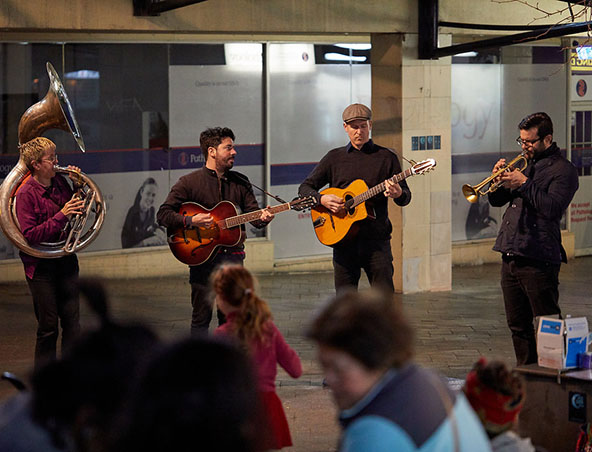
[54, 166, 105, 254]
[63, 191, 95, 254]
[461, 152, 528, 204]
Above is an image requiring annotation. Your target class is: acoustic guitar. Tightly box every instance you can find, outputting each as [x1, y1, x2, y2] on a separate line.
[310, 158, 436, 246]
[168, 196, 315, 265]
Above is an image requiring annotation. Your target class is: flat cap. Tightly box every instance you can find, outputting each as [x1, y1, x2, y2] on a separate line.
[342, 103, 372, 123]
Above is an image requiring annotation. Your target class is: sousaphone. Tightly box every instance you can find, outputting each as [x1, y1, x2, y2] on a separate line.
[0, 62, 105, 258]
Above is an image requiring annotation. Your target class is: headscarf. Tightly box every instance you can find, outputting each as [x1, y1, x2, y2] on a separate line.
[463, 357, 525, 435]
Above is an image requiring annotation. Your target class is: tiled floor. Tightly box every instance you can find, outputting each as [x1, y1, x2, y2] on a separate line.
[1, 256, 591, 451]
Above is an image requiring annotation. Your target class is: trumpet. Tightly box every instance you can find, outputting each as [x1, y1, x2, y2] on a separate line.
[462, 152, 528, 203]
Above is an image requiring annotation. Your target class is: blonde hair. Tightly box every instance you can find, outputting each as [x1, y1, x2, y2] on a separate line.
[211, 264, 272, 345]
[20, 137, 55, 172]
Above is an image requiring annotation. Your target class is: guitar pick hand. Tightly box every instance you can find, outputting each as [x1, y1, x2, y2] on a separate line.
[320, 194, 345, 214]
[191, 213, 214, 227]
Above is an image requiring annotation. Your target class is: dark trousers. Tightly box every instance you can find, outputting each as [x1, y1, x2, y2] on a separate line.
[26, 254, 80, 369]
[333, 239, 395, 294]
[500, 255, 561, 366]
[189, 249, 245, 336]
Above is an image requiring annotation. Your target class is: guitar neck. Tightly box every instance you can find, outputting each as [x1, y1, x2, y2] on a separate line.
[222, 202, 292, 228]
[348, 168, 414, 209]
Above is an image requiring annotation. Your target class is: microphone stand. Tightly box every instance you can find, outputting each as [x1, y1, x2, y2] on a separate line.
[233, 173, 287, 204]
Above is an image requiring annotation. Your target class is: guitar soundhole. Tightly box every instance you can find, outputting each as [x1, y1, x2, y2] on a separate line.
[344, 194, 355, 215]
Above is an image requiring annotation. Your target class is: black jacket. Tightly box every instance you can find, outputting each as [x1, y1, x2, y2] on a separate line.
[157, 167, 266, 232]
[488, 143, 579, 264]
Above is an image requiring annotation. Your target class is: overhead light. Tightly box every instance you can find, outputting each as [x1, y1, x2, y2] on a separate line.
[454, 51, 478, 57]
[65, 70, 100, 79]
[324, 53, 367, 62]
[334, 43, 371, 51]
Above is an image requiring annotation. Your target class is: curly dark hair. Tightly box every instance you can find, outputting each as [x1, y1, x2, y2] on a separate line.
[518, 112, 553, 140]
[199, 127, 235, 159]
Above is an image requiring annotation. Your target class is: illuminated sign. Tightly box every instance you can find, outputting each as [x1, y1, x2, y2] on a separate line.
[577, 46, 592, 60]
[571, 48, 592, 72]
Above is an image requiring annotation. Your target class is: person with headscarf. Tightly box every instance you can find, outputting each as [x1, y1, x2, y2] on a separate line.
[463, 357, 536, 452]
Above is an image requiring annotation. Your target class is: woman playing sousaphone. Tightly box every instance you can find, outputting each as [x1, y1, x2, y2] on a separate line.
[16, 136, 85, 369]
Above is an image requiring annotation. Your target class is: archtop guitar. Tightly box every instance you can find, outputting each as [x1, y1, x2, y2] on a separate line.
[168, 196, 315, 265]
[310, 158, 436, 246]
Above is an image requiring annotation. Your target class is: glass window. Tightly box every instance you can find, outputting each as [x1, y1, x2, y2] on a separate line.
[451, 46, 568, 242]
[0, 40, 369, 260]
[268, 43, 370, 259]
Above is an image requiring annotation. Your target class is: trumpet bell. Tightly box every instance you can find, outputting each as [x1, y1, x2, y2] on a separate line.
[462, 184, 479, 204]
[461, 152, 529, 203]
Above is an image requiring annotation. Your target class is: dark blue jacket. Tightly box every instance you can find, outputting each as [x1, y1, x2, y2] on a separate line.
[338, 364, 491, 451]
[488, 143, 579, 264]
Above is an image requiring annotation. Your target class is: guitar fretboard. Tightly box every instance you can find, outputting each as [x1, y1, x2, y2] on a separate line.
[221, 203, 292, 229]
[345, 168, 414, 210]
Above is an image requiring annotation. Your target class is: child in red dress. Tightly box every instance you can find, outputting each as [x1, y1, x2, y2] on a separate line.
[212, 264, 302, 450]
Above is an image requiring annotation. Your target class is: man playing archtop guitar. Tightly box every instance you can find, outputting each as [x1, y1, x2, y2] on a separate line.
[299, 104, 412, 294]
[157, 127, 274, 336]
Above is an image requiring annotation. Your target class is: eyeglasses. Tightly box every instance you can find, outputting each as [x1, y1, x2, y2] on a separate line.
[516, 137, 541, 147]
[42, 154, 58, 164]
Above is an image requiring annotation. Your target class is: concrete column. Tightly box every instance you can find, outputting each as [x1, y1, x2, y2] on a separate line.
[371, 33, 452, 293]
[370, 33, 405, 292]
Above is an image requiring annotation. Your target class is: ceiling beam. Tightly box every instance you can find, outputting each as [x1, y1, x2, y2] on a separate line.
[133, 0, 208, 16]
[419, 0, 592, 59]
[555, 0, 592, 6]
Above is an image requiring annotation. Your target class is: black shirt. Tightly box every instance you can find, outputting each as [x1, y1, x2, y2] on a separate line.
[298, 139, 411, 240]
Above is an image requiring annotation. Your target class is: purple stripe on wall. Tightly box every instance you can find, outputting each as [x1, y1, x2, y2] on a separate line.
[0, 144, 264, 179]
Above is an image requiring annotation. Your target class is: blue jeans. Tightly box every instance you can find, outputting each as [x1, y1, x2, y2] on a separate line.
[501, 255, 561, 365]
[333, 239, 395, 294]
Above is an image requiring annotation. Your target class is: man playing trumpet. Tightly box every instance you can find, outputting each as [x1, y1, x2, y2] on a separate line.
[16, 136, 85, 368]
[488, 112, 579, 366]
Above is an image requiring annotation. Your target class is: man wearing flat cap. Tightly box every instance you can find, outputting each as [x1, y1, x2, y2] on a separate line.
[298, 103, 411, 294]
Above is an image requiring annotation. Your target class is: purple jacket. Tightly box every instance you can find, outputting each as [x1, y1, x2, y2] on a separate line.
[15, 174, 74, 278]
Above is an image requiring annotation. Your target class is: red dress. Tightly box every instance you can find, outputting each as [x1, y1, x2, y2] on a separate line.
[215, 315, 302, 449]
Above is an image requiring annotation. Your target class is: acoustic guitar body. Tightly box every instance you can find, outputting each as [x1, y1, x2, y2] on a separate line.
[310, 179, 370, 246]
[309, 158, 438, 247]
[168, 201, 243, 266]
